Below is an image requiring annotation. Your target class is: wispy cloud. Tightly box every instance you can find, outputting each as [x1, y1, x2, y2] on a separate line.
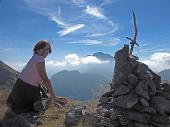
[24, 0, 120, 39]
[72, 0, 86, 6]
[66, 39, 103, 45]
[58, 24, 85, 37]
[84, 5, 106, 19]
[141, 52, 170, 72]
[49, 14, 68, 27]
[2, 48, 14, 52]
[101, 37, 121, 47]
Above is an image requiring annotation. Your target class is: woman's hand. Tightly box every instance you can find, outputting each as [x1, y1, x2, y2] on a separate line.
[53, 96, 68, 106]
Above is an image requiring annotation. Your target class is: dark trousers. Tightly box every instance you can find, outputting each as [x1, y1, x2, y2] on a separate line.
[6, 79, 41, 114]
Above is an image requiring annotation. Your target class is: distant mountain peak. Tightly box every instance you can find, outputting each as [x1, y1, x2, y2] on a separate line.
[158, 69, 170, 80]
[92, 52, 114, 61]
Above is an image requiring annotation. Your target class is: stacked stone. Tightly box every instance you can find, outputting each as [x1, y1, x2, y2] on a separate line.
[96, 44, 170, 127]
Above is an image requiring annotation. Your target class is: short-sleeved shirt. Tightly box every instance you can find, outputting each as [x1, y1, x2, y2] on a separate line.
[19, 54, 45, 87]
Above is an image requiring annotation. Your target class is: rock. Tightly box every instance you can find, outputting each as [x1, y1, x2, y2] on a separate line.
[134, 122, 150, 127]
[134, 103, 156, 114]
[129, 55, 139, 70]
[101, 90, 114, 97]
[109, 109, 119, 120]
[150, 96, 170, 114]
[112, 92, 138, 108]
[127, 110, 150, 123]
[118, 111, 130, 125]
[112, 85, 130, 97]
[109, 106, 123, 120]
[127, 73, 138, 86]
[136, 63, 148, 75]
[1, 110, 33, 127]
[33, 98, 51, 113]
[99, 97, 112, 104]
[65, 105, 86, 126]
[97, 103, 113, 110]
[96, 107, 110, 117]
[145, 79, 156, 96]
[149, 68, 161, 89]
[135, 83, 150, 100]
[139, 97, 149, 107]
[150, 121, 169, 127]
[112, 44, 132, 89]
[151, 114, 169, 125]
[161, 81, 170, 92]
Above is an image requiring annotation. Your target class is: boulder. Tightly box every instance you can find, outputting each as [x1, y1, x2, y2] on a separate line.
[112, 92, 138, 108]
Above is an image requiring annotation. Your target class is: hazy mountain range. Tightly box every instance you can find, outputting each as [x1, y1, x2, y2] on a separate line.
[0, 60, 19, 89]
[51, 70, 110, 100]
[158, 69, 170, 80]
[0, 52, 170, 100]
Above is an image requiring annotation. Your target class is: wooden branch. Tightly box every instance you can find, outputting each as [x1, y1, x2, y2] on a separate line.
[127, 11, 139, 55]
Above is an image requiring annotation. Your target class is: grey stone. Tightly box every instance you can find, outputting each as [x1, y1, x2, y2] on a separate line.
[99, 96, 112, 104]
[1, 111, 34, 127]
[139, 97, 149, 107]
[150, 96, 170, 114]
[112, 85, 130, 97]
[127, 110, 150, 123]
[112, 92, 138, 108]
[161, 81, 170, 92]
[96, 107, 110, 117]
[136, 63, 148, 75]
[112, 44, 132, 89]
[65, 105, 86, 126]
[127, 73, 138, 86]
[118, 111, 129, 126]
[134, 122, 150, 127]
[134, 103, 156, 114]
[135, 83, 150, 100]
[97, 103, 113, 110]
[101, 90, 114, 97]
[145, 79, 156, 96]
[151, 114, 169, 125]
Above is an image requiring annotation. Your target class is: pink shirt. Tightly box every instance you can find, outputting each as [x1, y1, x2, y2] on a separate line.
[19, 54, 45, 87]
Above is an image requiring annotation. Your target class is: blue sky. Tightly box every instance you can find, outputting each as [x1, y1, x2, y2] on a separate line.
[0, 0, 170, 74]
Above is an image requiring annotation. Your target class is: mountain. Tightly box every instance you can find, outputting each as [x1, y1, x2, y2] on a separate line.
[93, 52, 114, 62]
[51, 70, 110, 100]
[158, 69, 170, 80]
[0, 60, 19, 89]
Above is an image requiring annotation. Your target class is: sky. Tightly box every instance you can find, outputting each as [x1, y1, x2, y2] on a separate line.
[0, 0, 170, 75]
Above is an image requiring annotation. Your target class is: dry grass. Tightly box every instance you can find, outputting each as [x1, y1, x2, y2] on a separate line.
[0, 90, 9, 119]
[0, 91, 97, 127]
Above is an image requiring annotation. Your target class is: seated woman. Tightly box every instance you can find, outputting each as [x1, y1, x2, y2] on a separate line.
[6, 40, 67, 114]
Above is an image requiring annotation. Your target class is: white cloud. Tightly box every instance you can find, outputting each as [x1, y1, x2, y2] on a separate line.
[67, 39, 103, 45]
[141, 52, 170, 72]
[49, 14, 68, 27]
[46, 53, 109, 67]
[58, 24, 85, 36]
[72, 0, 85, 5]
[46, 61, 67, 67]
[65, 54, 81, 65]
[81, 56, 105, 64]
[84, 5, 106, 19]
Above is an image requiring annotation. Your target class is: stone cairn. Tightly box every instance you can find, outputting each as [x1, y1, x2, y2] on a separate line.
[96, 44, 170, 127]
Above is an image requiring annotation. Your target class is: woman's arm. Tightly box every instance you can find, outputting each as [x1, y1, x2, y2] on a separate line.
[36, 62, 68, 105]
[36, 62, 56, 98]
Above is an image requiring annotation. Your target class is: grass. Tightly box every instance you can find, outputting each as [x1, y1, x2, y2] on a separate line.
[0, 90, 97, 127]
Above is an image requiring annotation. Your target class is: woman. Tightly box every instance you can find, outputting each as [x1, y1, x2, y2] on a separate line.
[6, 40, 67, 114]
